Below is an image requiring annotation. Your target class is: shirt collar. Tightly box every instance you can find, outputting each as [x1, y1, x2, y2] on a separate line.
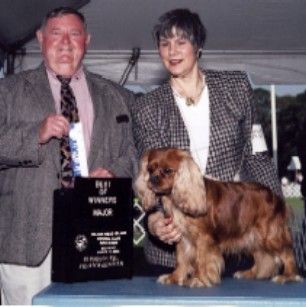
[45, 64, 84, 82]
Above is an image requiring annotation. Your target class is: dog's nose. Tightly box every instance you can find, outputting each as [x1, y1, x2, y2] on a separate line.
[150, 175, 160, 185]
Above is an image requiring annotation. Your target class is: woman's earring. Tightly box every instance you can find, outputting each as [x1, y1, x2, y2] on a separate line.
[197, 48, 203, 58]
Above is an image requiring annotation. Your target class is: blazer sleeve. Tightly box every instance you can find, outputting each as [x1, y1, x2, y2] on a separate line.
[238, 73, 283, 197]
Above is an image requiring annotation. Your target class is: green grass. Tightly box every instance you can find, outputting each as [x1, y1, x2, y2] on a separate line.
[286, 197, 304, 216]
[286, 197, 305, 232]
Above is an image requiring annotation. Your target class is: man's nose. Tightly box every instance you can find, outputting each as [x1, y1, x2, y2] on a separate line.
[61, 33, 71, 44]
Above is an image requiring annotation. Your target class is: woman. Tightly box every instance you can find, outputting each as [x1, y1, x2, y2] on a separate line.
[131, 8, 282, 271]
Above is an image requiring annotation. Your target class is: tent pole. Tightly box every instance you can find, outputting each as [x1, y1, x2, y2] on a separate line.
[270, 84, 278, 170]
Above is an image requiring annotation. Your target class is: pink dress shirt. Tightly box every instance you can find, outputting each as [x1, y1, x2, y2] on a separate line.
[46, 66, 94, 158]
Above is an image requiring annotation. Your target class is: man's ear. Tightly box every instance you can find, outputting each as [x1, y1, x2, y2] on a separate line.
[86, 33, 91, 46]
[36, 30, 43, 49]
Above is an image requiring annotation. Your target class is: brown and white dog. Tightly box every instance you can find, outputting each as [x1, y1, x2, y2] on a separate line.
[135, 148, 303, 287]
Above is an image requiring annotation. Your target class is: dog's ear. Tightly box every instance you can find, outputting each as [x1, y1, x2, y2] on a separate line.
[134, 151, 157, 211]
[171, 155, 207, 216]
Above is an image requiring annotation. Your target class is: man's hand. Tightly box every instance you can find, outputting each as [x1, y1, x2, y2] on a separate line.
[90, 168, 115, 178]
[39, 114, 69, 144]
[147, 211, 182, 245]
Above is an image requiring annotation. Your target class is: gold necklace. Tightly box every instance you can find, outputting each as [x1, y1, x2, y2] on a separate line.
[171, 74, 205, 106]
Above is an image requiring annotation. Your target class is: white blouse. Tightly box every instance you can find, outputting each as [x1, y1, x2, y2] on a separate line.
[174, 86, 210, 174]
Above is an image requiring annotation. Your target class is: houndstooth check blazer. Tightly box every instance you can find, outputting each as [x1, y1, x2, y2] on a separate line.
[131, 69, 282, 267]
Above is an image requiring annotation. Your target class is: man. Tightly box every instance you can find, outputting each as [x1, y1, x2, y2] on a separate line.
[0, 7, 137, 304]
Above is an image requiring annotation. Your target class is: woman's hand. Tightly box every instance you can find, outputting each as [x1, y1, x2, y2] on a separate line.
[147, 211, 182, 245]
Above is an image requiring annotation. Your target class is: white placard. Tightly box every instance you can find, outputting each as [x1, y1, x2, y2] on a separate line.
[251, 124, 268, 154]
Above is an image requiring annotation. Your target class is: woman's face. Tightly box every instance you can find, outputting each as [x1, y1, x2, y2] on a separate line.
[158, 29, 199, 78]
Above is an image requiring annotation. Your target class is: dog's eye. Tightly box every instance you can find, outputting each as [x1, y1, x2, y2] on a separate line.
[162, 168, 174, 176]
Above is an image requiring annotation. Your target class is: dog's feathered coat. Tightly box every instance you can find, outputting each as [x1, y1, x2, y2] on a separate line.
[135, 148, 302, 287]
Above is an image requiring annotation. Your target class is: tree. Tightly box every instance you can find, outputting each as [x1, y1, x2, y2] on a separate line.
[254, 89, 306, 179]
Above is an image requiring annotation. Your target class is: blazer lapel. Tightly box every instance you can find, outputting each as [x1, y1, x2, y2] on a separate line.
[86, 75, 108, 170]
[160, 82, 190, 150]
[26, 65, 61, 172]
[205, 71, 232, 175]
[26, 64, 56, 115]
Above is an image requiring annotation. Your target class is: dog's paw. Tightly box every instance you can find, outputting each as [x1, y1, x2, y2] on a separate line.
[158, 273, 190, 286]
[272, 274, 304, 284]
[206, 269, 222, 285]
[188, 277, 205, 288]
[157, 274, 182, 286]
[233, 271, 244, 279]
[157, 274, 172, 285]
[234, 269, 255, 280]
[295, 275, 304, 282]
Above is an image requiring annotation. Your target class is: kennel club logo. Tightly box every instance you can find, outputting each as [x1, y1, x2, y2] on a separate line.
[74, 234, 88, 252]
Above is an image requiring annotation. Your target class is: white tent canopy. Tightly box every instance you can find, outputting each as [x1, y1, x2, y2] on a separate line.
[21, 0, 306, 86]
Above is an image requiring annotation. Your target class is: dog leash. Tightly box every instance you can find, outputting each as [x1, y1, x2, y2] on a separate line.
[146, 196, 168, 217]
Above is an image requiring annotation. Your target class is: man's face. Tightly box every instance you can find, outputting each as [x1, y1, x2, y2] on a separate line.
[36, 14, 90, 77]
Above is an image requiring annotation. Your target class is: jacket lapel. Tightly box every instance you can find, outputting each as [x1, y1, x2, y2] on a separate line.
[160, 82, 190, 150]
[26, 65, 61, 172]
[86, 74, 108, 170]
[159, 72, 232, 174]
[205, 70, 235, 175]
[26, 64, 56, 115]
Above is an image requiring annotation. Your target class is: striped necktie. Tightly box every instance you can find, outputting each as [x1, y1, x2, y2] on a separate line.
[57, 75, 79, 188]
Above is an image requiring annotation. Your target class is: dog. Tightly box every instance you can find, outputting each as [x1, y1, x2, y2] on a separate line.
[135, 148, 303, 287]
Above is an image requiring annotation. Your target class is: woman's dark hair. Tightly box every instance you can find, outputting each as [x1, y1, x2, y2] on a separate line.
[153, 8, 206, 51]
[40, 7, 87, 30]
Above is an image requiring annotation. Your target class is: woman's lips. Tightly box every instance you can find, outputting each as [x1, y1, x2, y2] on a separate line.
[169, 59, 182, 65]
